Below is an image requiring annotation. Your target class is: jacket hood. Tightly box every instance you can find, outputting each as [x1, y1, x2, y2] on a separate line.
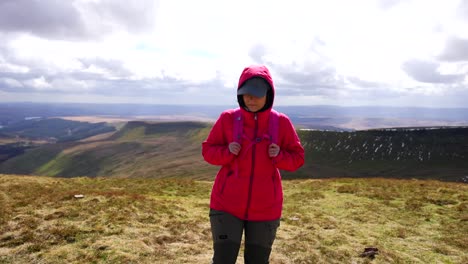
[237, 65, 275, 112]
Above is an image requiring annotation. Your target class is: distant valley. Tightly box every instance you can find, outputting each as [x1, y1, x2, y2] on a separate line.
[2, 102, 468, 131]
[0, 108, 467, 182]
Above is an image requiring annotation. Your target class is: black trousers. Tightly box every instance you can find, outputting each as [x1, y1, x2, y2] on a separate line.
[209, 209, 280, 264]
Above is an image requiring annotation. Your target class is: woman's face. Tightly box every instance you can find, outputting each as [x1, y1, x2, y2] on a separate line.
[243, 94, 267, 112]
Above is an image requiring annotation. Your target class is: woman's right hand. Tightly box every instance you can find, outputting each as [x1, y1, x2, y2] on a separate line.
[228, 142, 241, 155]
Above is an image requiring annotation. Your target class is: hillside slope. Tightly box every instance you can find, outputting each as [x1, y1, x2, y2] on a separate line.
[283, 127, 468, 182]
[0, 122, 467, 181]
[0, 121, 216, 179]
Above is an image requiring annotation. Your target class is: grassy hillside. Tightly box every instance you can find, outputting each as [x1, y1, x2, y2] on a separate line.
[0, 175, 466, 263]
[0, 121, 216, 179]
[0, 121, 467, 181]
[285, 127, 468, 182]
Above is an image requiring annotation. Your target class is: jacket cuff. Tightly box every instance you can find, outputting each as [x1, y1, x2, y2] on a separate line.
[272, 151, 283, 165]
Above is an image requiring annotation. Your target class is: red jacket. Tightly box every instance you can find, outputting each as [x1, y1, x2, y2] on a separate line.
[202, 65, 304, 221]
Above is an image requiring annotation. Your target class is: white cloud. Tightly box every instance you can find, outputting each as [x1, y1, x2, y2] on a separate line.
[0, 62, 29, 74]
[0, 78, 23, 88]
[26, 76, 52, 90]
[0, 0, 467, 107]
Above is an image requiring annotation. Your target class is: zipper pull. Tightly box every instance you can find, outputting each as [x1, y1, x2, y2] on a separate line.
[254, 113, 257, 120]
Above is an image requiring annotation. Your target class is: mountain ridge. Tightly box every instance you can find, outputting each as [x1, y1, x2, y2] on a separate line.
[0, 120, 466, 182]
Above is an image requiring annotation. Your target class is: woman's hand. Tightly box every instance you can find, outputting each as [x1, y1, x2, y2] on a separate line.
[268, 143, 280, 157]
[228, 142, 242, 155]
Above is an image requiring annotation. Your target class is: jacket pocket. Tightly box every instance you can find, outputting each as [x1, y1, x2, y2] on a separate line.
[219, 170, 233, 195]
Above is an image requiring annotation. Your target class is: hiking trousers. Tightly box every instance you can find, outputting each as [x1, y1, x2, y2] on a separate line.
[209, 209, 280, 264]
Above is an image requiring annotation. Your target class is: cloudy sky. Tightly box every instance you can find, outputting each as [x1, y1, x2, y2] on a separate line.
[1, 0, 468, 107]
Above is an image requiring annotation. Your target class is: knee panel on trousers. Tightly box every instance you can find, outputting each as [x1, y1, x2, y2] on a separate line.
[212, 241, 241, 264]
[244, 243, 272, 264]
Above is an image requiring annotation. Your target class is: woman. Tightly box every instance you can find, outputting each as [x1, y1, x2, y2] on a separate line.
[202, 64, 304, 263]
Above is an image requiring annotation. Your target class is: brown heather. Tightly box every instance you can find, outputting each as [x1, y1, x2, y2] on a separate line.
[0, 175, 467, 263]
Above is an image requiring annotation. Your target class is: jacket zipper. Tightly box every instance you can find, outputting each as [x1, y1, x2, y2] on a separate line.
[272, 171, 277, 200]
[244, 113, 258, 219]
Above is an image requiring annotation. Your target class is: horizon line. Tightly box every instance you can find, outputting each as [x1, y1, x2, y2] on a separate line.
[1, 101, 468, 110]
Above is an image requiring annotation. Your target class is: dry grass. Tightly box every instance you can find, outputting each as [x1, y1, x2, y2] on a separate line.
[58, 116, 214, 124]
[0, 138, 49, 145]
[57, 116, 134, 123]
[60, 142, 116, 155]
[0, 139, 18, 144]
[0, 175, 467, 263]
[78, 132, 116, 143]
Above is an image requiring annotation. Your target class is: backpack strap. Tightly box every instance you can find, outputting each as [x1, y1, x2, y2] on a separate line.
[233, 108, 243, 143]
[268, 109, 280, 145]
[233, 108, 280, 144]
[231, 108, 280, 177]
